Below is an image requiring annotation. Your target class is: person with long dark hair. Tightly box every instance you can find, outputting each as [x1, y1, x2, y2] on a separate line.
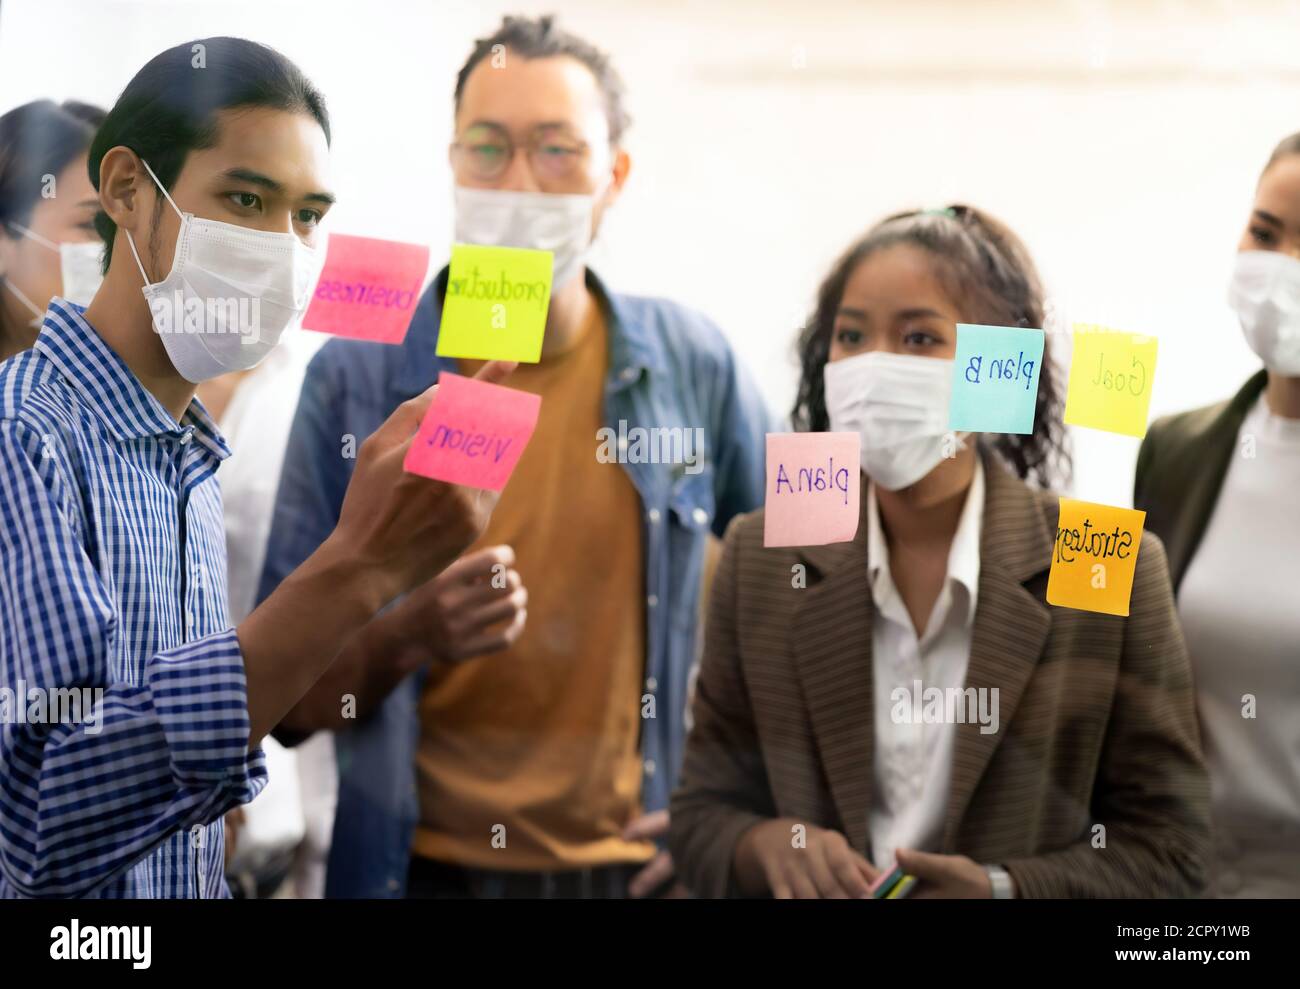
[671, 206, 1211, 898]
[1135, 133, 1300, 898]
[0, 99, 105, 359]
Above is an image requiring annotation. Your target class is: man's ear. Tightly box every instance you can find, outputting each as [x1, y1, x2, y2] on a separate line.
[97, 146, 149, 235]
[601, 146, 631, 211]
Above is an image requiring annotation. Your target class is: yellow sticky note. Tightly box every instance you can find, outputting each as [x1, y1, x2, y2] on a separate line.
[436, 243, 553, 363]
[1063, 324, 1158, 438]
[1047, 498, 1146, 617]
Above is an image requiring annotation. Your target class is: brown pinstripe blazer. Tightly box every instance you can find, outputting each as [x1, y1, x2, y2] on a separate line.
[669, 453, 1211, 898]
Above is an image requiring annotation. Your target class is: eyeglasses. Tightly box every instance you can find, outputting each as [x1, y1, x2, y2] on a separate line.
[451, 123, 597, 191]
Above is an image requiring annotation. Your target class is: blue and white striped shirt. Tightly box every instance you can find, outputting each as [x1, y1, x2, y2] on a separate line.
[0, 299, 266, 898]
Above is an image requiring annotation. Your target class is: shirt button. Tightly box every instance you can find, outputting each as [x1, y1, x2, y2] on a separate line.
[645, 676, 657, 692]
[647, 509, 661, 524]
[644, 759, 656, 776]
[620, 367, 637, 383]
[692, 507, 708, 526]
[387, 878, 400, 893]
[179, 430, 192, 445]
[647, 594, 658, 608]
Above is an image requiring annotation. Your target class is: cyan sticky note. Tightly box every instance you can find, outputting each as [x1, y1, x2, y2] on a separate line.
[949, 323, 1045, 435]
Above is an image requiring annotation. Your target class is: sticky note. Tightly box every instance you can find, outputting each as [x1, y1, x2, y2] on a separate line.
[949, 323, 1045, 434]
[303, 233, 430, 345]
[402, 371, 541, 491]
[763, 432, 860, 548]
[1063, 324, 1158, 438]
[1046, 498, 1146, 617]
[869, 863, 904, 899]
[435, 243, 553, 363]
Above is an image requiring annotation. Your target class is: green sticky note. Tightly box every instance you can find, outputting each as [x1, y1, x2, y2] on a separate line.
[435, 243, 553, 363]
[949, 323, 1045, 434]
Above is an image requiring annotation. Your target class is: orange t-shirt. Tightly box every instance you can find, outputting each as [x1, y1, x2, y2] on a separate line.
[411, 300, 654, 870]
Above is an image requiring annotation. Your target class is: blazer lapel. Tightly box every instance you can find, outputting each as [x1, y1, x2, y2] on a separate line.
[942, 456, 1054, 851]
[789, 477, 875, 854]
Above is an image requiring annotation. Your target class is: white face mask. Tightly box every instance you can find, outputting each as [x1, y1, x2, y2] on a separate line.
[4, 221, 105, 313]
[823, 350, 960, 491]
[126, 158, 323, 384]
[453, 185, 594, 290]
[1228, 250, 1300, 375]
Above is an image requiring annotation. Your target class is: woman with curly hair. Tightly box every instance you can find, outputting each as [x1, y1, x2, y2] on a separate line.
[671, 206, 1210, 899]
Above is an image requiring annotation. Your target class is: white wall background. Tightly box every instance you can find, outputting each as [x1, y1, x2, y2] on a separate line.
[4, 0, 1298, 506]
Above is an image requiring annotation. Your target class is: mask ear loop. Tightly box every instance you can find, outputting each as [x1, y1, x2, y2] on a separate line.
[0, 223, 48, 325]
[5, 221, 60, 253]
[2, 277, 46, 325]
[125, 157, 186, 288]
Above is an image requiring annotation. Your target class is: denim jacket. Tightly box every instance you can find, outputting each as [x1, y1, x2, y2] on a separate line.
[257, 269, 773, 897]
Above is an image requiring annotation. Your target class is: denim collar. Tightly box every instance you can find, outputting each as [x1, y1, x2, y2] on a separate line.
[395, 266, 665, 398]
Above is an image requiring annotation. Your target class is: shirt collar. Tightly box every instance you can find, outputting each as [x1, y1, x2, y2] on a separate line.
[866, 456, 985, 626]
[34, 297, 231, 460]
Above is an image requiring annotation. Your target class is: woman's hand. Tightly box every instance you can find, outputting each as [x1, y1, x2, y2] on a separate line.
[736, 818, 879, 899]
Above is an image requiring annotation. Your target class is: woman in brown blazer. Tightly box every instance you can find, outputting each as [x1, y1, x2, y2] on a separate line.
[1135, 133, 1300, 898]
[670, 206, 1210, 899]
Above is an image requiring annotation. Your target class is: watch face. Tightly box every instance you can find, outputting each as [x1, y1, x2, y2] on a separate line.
[984, 865, 1011, 898]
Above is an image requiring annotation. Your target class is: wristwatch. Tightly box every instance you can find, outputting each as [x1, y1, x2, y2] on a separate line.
[984, 864, 1015, 899]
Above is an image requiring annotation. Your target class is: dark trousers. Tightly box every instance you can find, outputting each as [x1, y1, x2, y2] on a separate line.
[405, 855, 645, 899]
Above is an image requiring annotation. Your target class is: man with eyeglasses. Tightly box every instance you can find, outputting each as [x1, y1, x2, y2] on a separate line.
[258, 15, 773, 898]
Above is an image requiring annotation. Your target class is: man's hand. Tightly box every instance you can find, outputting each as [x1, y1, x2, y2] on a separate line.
[329, 360, 518, 607]
[893, 848, 995, 898]
[223, 807, 245, 871]
[735, 818, 879, 899]
[623, 810, 687, 898]
[239, 361, 516, 746]
[382, 545, 527, 666]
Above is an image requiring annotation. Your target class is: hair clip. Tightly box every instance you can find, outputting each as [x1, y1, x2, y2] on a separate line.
[921, 207, 957, 218]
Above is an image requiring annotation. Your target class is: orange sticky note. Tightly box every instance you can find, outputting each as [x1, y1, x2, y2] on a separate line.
[1047, 498, 1146, 617]
[1063, 324, 1158, 438]
[763, 433, 860, 547]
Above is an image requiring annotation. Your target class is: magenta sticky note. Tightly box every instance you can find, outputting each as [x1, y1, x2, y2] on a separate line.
[402, 372, 541, 491]
[763, 432, 861, 548]
[303, 233, 431, 345]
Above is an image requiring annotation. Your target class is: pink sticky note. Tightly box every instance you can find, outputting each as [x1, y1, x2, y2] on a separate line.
[763, 433, 861, 548]
[402, 372, 541, 491]
[303, 233, 431, 345]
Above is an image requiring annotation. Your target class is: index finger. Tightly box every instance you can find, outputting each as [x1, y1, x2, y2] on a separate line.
[441, 544, 517, 583]
[622, 809, 670, 842]
[473, 360, 517, 386]
[371, 382, 439, 449]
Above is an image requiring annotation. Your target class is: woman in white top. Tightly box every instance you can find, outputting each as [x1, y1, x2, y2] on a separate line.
[1135, 132, 1300, 898]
